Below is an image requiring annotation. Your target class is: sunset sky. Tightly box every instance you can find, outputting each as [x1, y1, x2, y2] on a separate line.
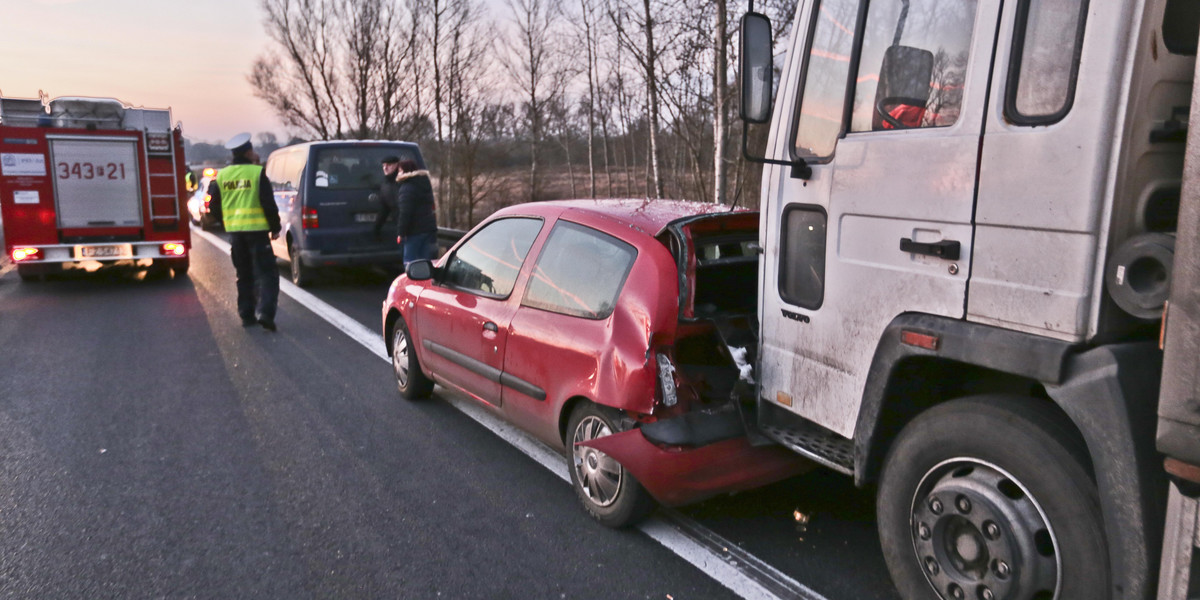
[0, 0, 286, 144]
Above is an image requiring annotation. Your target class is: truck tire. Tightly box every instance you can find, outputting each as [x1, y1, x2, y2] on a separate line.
[877, 395, 1107, 600]
[16, 264, 41, 282]
[171, 256, 189, 277]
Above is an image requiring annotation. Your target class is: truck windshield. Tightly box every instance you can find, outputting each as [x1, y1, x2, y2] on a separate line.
[312, 146, 422, 190]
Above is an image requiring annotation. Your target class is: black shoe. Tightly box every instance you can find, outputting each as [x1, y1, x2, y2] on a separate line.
[258, 318, 276, 332]
[241, 317, 257, 327]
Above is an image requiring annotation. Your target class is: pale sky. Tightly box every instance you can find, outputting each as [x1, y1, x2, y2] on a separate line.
[0, 0, 286, 144]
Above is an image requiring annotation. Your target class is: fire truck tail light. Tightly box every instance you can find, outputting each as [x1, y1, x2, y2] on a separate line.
[161, 243, 186, 256]
[302, 207, 319, 229]
[12, 247, 42, 262]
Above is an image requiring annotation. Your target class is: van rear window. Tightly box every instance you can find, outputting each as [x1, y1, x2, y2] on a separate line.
[312, 146, 422, 190]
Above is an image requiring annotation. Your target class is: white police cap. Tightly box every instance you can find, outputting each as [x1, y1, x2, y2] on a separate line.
[224, 132, 253, 153]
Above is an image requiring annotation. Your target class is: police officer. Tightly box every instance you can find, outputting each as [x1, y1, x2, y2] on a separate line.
[207, 133, 282, 331]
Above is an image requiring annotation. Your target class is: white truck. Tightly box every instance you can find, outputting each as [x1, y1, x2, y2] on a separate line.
[735, 0, 1199, 598]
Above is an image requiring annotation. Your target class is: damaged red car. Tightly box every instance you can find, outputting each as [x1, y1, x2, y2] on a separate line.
[381, 199, 809, 527]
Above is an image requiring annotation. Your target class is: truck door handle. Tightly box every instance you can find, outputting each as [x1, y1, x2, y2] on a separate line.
[900, 238, 961, 260]
[483, 321, 498, 332]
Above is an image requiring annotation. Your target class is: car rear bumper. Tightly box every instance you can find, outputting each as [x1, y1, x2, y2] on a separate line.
[578, 422, 812, 507]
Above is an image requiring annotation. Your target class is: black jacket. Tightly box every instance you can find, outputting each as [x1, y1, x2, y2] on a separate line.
[207, 157, 281, 235]
[394, 170, 437, 238]
[372, 176, 400, 238]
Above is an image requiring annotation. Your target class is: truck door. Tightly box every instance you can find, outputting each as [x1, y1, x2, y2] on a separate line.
[761, 0, 999, 438]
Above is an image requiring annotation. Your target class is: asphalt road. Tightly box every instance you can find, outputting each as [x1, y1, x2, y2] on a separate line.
[0, 229, 900, 600]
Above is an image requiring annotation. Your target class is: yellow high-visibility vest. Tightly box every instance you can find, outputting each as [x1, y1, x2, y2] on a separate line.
[216, 164, 269, 232]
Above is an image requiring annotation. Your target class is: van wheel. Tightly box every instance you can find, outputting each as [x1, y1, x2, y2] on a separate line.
[877, 395, 1107, 600]
[567, 403, 656, 528]
[391, 316, 433, 400]
[289, 243, 313, 287]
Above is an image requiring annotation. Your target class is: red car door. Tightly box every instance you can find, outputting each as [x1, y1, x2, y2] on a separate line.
[414, 217, 544, 406]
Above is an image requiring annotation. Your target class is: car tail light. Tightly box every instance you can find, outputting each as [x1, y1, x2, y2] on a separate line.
[203, 194, 212, 211]
[202, 167, 217, 178]
[11, 247, 42, 262]
[302, 207, 319, 229]
[161, 243, 186, 257]
[656, 353, 678, 407]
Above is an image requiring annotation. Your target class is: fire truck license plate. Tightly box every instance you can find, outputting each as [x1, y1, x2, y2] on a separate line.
[76, 244, 130, 259]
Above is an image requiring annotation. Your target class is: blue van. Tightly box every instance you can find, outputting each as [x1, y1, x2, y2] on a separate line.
[264, 141, 426, 286]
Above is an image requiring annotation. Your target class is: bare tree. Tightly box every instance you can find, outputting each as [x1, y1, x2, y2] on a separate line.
[500, 0, 570, 202]
[252, 0, 346, 139]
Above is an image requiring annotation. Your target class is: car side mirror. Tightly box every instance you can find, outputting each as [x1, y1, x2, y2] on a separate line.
[873, 45, 935, 130]
[739, 12, 774, 124]
[406, 259, 435, 281]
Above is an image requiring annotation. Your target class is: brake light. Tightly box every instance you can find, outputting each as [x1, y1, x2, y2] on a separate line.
[11, 247, 42, 262]
[302, 207, 319, 229]
[161, 243, 187, 256]
[202, 167, 217, 178]
[203, 194, 211, 211]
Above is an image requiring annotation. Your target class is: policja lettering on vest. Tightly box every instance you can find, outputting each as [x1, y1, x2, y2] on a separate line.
[206, 132, 283, 331]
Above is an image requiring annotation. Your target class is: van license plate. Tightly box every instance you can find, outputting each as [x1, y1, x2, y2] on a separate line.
[77, 244, 130, 258]
[355, 213, 377, 223]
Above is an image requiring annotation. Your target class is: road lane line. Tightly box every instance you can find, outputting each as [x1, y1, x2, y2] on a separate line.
[192, 226, 828, 600]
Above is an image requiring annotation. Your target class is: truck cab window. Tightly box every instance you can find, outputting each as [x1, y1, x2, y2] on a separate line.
[1006, 0, 1087, 123]
[793, 0, 861, 159]
[850, 0, 978, 132]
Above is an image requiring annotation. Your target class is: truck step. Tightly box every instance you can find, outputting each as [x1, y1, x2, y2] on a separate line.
[758, 401, 855, 475]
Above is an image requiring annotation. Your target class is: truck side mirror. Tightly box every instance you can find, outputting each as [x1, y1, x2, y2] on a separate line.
[740, 12, 774, 124]
[873, 45, 935, 130]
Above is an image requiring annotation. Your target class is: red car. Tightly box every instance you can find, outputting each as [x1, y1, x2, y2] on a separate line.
[381, 199, 809, 526]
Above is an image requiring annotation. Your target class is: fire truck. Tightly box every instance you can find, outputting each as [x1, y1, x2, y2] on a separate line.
[0, 94, 190, 280]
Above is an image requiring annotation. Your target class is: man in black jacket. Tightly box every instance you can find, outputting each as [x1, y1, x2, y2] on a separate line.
[372, 156, 401, 241]
[393, 159, 438, 265]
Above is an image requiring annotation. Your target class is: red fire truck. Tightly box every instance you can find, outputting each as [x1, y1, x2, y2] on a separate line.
[0, 94, 190, 281]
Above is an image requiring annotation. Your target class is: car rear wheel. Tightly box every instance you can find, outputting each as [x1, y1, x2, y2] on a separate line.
[567, 403, 655, 528]
[391, 316, 433, 400]
[289, 242, 314, 287]
[877, 395, 1108, 600]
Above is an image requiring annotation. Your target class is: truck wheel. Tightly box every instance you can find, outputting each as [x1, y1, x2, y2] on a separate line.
[877, 395, 1107, 600]
[16, 264, 42, 282]
[391, 316, 433, 400]
[171, 256, 189, 277]
[567, 403, 656, 528]
[289, 243, 314, 287]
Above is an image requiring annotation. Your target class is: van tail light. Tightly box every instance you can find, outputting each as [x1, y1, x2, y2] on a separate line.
[302, 207, 319, 229]
[12, 247, 42, 262]
[656, 353, 678, 407]
[161, 243, 187, 257]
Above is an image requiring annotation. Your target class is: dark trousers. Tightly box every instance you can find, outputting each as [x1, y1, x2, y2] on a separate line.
[229, 231, 279, 322]
[403, 231, 437, 265]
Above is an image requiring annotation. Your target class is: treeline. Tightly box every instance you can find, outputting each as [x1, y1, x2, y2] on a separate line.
[251, 0, 798, 229]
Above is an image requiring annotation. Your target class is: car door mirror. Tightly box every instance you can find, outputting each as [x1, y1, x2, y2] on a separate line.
[873, 45, 935, 130]
[406, 259, 435, 281]
[739, 12, 774, 124]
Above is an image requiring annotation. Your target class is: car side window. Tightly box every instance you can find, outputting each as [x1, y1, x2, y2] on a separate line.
[792, 0, 861, 159]
[850, 0, 978, 132]
[443, 217, 543, 298]
[522, 221, 638, 320]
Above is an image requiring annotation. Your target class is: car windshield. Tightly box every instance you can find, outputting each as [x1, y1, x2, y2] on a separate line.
[312, 146, 421, 190]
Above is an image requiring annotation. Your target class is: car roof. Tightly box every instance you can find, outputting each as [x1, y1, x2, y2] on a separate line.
[495, 198, 747, 237]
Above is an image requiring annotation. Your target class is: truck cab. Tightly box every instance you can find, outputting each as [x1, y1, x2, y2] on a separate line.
[739, 1, 1196, 598]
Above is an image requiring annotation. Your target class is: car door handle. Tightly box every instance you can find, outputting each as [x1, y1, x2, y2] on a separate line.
[483, 321, 498, 333]
[900, 238, 961, 261]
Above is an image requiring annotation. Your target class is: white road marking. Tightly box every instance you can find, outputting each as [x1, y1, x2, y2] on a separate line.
[192, 226, 828, 600]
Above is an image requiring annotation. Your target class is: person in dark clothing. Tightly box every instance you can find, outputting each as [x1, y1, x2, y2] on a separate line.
[207, 132, 283, 331]
[372, 155, 401, 241]
[393, 159, 438, 265]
